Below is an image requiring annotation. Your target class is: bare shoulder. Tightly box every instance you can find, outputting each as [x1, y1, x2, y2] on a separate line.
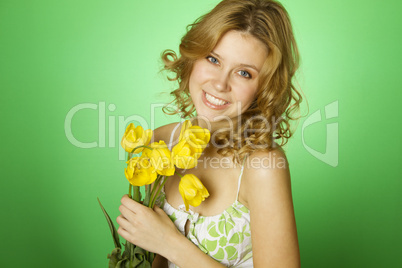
[241, 147, 291, 207]
[244, 146, 289, 179]
[152, 122, 181, 145]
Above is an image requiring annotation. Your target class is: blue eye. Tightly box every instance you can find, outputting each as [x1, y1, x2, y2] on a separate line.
[239, 70, 251, 78]
[206, 56, 219, 64]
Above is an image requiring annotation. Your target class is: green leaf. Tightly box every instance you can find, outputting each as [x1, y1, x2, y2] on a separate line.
[207, 222, 220, 238]
[197, 217, 205, 224]
[107, 248, 123, 268]
[239, 232, 244, 243]
[229, 232, 240, 244]
[132, 246, 153, 268]
[168, 212, 177, 222]
[225, 246, 238, 261]
[226, 206, 242, 218]
[202, 238, 217, 252]
[98, 197, 121, 249]
[116, 257, 131, 268]
[212, 248, 225, 261]
[119, 241, 154, 268]
[218, 215, 234, 236]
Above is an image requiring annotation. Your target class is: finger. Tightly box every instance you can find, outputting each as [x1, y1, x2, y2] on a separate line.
[117, 223, 134, 243]
[119, 204, 136, 222]
[116, 214, 132, 231]
[121, 195, 144, 213]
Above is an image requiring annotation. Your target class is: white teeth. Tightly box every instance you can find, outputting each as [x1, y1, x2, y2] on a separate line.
[205, 92, 228, 106]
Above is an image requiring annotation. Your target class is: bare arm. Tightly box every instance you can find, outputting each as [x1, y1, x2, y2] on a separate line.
[117, 195, 226, 268]
[242, 149, 300, 267]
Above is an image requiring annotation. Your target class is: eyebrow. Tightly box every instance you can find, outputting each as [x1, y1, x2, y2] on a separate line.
[211, 51, 261, 73]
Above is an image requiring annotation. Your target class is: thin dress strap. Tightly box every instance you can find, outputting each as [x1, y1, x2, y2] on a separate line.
[236, 156, 248, 202]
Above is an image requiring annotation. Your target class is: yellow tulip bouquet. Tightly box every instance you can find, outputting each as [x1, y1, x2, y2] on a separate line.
[98, 120, 210, 267]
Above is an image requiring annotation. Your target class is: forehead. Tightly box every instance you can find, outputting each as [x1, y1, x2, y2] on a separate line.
[212, 30, 268, 69]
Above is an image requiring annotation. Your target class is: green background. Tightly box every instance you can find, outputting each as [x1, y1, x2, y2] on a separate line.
[1, 0, 401, 267]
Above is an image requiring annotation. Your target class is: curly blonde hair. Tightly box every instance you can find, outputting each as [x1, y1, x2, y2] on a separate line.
[162, 0, 303, 162]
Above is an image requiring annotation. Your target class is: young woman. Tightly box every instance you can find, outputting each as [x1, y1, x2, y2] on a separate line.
[117, 0, 302, 267]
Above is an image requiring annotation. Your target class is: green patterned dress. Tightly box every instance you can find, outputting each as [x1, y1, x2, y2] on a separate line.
[161, 195, 253, 267]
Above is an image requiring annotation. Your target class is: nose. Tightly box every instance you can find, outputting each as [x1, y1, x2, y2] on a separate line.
[211, 70, 230, 92]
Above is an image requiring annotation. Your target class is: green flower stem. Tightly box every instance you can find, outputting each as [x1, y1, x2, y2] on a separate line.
[150, 176, 169, 208]
[149, 176, 161, 208]
[149, 175, 162, 206]
[132, 186, 141, 202]
[127, 153, 133, 199]
[149, 172, 185, 207]
[143, 183, 152, 207]
[174, 171, 184, 178]
[130, 145, 152, 154]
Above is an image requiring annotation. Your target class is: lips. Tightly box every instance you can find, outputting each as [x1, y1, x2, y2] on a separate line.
[202, 90, 231, 110]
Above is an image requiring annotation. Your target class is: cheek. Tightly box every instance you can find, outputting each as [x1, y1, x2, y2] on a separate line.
[233, 84, 258, 112]
[190, 61, 211, 85]
[235, 83, 258, 104]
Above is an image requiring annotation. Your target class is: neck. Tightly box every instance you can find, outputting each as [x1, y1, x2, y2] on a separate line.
[191, 116, 240, 133]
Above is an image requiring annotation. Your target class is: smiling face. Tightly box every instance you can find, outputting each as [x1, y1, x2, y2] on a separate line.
[188, 30, 268, 122]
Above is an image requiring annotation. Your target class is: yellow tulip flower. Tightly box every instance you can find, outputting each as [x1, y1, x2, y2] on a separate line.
[125, 156, 157, 186]
[178, 174, 209, 211]
[178, 120, 210, 149]
[121, 123, 152, 154]
[172, 140, 202, 169]
[183, 125, 210, 150]
[178, 120, 192, 141]
[172, 121, 210, 169]
[145, 141, 175, 176]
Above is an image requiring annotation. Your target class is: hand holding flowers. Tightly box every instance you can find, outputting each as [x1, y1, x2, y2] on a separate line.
[117, 195, 180, 255]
